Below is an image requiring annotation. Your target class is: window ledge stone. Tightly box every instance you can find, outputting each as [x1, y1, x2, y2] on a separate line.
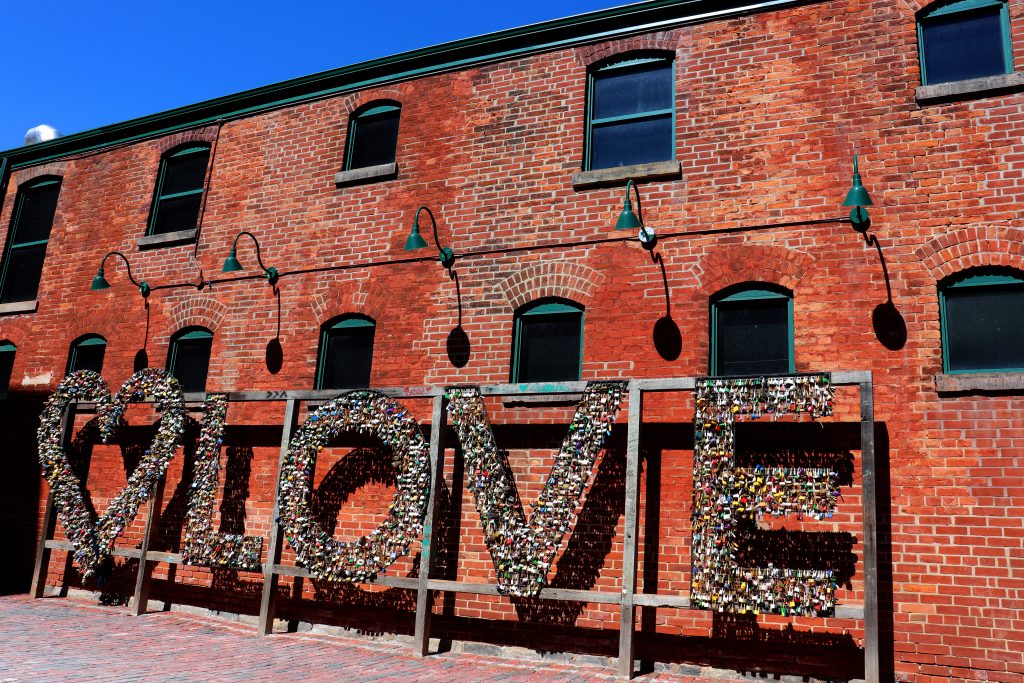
[934, 371, 1024, 393]
[572, 160, 682, 190]
[334, 162, 398, 188]
[0, 300, 38, 316]
[136, 228, 198, 250]
[916, 72, 1024, 104]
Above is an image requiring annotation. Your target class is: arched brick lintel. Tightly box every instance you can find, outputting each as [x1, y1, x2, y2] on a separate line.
[915, 225, 1024, 281]
[495, 261, 606, 312]
[698, 244, 814, 296]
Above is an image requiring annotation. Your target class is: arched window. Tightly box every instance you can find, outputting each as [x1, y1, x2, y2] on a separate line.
[148, 144, 211, 236]
[0, 341, 15, 400]
[316, 315, 376, 390]
[511, 299, 584, 383]
[167, 327, 213, 393]
[0, 176, 61, 304]
[710, 284, 794, 377]
[344, 101, 401, 171]
[585, 53, 674, 170]
[66, 334, 107, 374]
[918, 0, 1012, 85]
[939, 267, 1024, 372]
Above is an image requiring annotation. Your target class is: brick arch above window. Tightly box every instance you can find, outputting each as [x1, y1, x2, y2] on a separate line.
[697, 244, 814, 296]
[574, 31, 684, 66]
[13, 162, 67, 187]
[915, 225, 1024, 280]
[155, 125, 219, 155]
[308, 280, 389, 325]
[494, 261, 606, 312]
[163, 295, 228, 341]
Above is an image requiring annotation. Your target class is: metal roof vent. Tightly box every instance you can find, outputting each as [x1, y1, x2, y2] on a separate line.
[24, 124, 62, 145]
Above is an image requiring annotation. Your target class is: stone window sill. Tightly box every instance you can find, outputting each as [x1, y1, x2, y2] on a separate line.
[0, 300, 38, 316]
[571, 160, 682, 190]
[136, 228, 198, 250]
[934, 371, 1024, 393]
[334, 162, 398, 188]
[916, 72, 1024, 104]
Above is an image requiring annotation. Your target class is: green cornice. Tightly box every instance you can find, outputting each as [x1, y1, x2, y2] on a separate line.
[1, 0, 813, 168]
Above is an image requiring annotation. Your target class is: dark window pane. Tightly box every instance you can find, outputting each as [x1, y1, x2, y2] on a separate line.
[349, 111, 400, 169]
[590, 115, 673, 170]
[516, 313, 582, 383]
[161, 150, 210, 196]
[593, 62, 673, 120]
[0, 350, 14, 399]
[13, 183, 60, 243]
[716, 299, 790, 376]
[170, 337, 212, 393]
[69, 343, 105, 374]
[945, 285, 1024, 371]
[152, 193, 203, 234]
[0, 244, 47, 303]
[922, 8, 1006, 84]
[320, 326, 375, 389]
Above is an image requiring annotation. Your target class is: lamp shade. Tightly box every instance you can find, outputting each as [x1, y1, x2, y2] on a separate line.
[404, 219, 428, 250]
[841, 156, 873, 208]
[90, 270, 111, 291]
[222, 249, 242, 273]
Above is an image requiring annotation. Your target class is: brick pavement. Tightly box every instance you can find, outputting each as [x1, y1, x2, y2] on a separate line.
[0, 595, 729, 682]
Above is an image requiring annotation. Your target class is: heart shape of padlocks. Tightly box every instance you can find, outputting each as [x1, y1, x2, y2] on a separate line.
[37, 369, 186, 577]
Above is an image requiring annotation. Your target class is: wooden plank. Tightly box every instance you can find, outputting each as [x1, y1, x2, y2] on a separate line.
[831, 370, 872, 385]
[414, 394, 447, 656]
[31, 404, 75, 599]
[634, 377, 696, 391]
[44, 539, 73, 551]
[131, 475, 166, 616]
[834, 604, 866, 620]
[144, 551, 184, 564]
[110, 548, 143, 559]
[258, 398, 297, 636]
[632, 594, 690, 609]
[477, 380, 590, 396]
[425, 579, 621, 604]
[617, 383, 643, 679]
[269, 564, 418, 590]
[860, 377, 879, 683]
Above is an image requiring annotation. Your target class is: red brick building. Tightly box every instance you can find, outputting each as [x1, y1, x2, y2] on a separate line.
[1, 1, 1022, 681]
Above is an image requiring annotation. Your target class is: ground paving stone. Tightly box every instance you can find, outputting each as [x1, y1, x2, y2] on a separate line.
[0, 595, 735, 682]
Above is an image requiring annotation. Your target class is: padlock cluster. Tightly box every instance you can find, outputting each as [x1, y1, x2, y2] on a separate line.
[277, 390, 431, 583]
[446, 381, 625, 598]
[182, 394, 264, 571]
[37, 369, 186, 577]
[690, 375, 839, 617]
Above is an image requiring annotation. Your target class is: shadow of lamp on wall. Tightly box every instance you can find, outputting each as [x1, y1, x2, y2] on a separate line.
[89, 251, 153, 370]
[221, 231, 284, 373]
[842, 156, 907, 351]
[616, 180, 681, 361]
[404, 206, 469, 368]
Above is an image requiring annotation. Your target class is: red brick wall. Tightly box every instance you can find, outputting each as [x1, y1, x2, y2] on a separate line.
[3, 1, 1023, 680]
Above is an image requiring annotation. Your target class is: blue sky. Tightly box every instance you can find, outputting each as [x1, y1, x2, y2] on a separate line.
[1, 1, 625, 151]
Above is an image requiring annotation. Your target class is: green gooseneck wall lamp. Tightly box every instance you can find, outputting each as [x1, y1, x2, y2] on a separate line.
[90, 251, 150, 298]
[222, 231, 279, 285]
[616, 179, 656, 249]
[404, 206, 456, 270]
[842, 155, 874, 233]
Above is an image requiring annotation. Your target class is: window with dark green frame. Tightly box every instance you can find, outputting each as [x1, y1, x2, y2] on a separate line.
[66, 334, 107, 374]
[711, 285, 794, 377]
[585, 55, 674, 171]
[167, 327, 213, 393]
[344, 102, 401, 171]
[918, 0, 1013, 85]
[148, 145, 211, 236]
[316, 315, 375, 390]
[0, 176, 61, 304]
[0, 341, 15, 400]
[511, 299, 584, 383]
[940, 268, 1024, 373]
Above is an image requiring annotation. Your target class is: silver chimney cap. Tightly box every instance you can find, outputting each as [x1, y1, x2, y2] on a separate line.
[24, 124, 62, 145]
